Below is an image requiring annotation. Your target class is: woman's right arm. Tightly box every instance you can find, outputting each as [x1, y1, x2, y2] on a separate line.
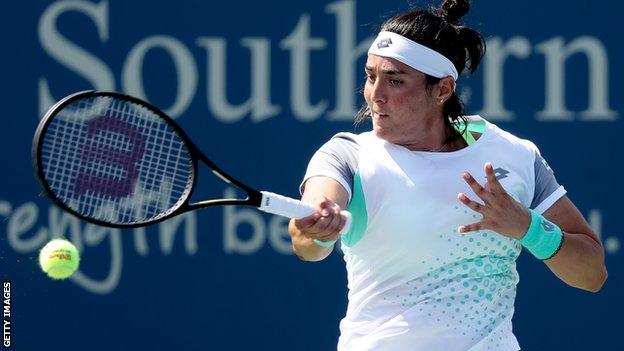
[288, 176, 350, 262]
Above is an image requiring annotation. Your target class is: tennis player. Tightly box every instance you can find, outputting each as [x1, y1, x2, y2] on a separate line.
[288, 0, 608, 349]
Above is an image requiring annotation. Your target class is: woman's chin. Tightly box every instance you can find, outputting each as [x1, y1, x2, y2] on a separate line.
[372, 125, 384, 137]
[373, 126, 394, 142]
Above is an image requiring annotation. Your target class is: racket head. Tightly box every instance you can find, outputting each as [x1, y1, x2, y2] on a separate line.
[33, 91, 198, 227]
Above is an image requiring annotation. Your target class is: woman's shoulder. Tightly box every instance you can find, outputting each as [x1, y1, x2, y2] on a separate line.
[325, 131, 378, 150]
[476, 115, 540, 154]
[329, 131, 373, 143]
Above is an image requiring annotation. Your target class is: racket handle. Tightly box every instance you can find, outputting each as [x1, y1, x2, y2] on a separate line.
[259, 191, 352, 234]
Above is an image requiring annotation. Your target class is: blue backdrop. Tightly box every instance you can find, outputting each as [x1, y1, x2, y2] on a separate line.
[1, 1, 622, 350]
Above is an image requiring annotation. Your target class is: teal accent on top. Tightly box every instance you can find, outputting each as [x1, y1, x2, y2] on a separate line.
[462, 127, 476, 145]
[455, 118, 486, 145]
[466, 119, 486, 134]
[341, 170, 368, 247]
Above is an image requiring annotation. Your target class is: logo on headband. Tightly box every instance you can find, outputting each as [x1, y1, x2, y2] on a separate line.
[377, 38, 393, 49]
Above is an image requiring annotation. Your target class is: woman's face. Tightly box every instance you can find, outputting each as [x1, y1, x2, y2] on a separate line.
[364, 54, 440, 146]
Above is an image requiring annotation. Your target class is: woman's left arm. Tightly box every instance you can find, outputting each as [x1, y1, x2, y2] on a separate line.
[541, 196, 608, 292]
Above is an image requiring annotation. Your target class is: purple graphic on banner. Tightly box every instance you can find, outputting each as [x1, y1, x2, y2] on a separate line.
[73, 116, 146, 199]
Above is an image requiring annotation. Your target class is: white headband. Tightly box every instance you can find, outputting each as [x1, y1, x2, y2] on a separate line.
[368, 31, 459, 81]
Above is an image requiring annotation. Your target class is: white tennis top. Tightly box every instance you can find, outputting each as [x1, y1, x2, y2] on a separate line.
[301, 116, 566, 350]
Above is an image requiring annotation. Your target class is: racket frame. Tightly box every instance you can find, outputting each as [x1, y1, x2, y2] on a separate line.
[33, 90, 263, 228]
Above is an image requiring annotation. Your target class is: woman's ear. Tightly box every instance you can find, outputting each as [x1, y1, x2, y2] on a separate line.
[436, 76, 456, 104]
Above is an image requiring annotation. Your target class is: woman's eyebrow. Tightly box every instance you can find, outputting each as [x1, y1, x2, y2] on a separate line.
[365, 66, 407, 75]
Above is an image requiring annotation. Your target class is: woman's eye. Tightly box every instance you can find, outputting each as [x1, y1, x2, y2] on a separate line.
[389, 79, 402, 85]
[365, 74, 376, 82]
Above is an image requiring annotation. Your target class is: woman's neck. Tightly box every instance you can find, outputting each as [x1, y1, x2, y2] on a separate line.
[398, 114, 449, 152]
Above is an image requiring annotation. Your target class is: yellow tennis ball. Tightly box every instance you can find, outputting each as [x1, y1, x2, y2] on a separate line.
[39, 239, 80, 280]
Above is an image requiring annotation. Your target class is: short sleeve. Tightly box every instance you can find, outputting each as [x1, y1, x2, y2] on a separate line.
[299, 133, 360, 200]
[530, 150, 567, 214]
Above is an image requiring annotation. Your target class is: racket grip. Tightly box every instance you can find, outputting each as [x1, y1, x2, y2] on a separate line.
[259, 191, 352, 234]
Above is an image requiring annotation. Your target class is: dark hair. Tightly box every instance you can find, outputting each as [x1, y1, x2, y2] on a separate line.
[356, 0, 486, 145]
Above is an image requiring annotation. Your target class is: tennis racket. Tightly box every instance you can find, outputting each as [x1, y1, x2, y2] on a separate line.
[32, 90, 352, 233]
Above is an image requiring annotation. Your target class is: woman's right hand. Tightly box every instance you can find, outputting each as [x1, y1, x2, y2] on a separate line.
[288, 176, 350, 261]
[293, 198, 346, 244]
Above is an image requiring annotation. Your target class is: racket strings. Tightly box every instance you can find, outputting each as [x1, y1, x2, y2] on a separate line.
[40, 96, 194, 224]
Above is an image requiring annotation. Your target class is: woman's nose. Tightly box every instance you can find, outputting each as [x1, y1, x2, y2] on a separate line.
[370, 81, 387, 104]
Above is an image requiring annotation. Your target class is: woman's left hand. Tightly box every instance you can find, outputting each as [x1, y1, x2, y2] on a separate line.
[457, 162, 531, 239]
